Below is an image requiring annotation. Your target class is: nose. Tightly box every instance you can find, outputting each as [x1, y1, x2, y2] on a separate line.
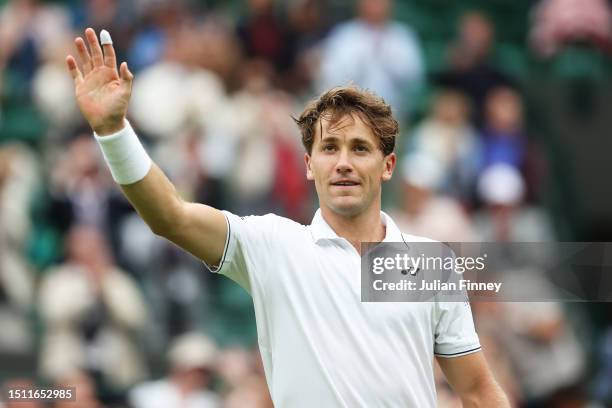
[335, 148, 353, 174]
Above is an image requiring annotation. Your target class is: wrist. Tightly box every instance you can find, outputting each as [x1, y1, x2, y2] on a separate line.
[93, 118, 126, 136]
[94, 120, 152, 185]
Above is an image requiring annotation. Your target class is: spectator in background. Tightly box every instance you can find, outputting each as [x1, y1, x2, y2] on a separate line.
[481, 87, 526, 171]
[317, 0, 424, 114]
[31, 32, 81, 139]
[119, 214, 214, 344]
[0, 144, 37, 355]
[480, 86, 546, 203]
[73, 0, 134, 64]
[46, 135, 133, 257]
[129, 19, 232, 140]
[224, 63, 308, 220]
[236, 0, 290, 76]
[390, 153, 476, 242]
[471, 165, 587, 407]
[472, 164, 554, 242]
[0, 0, 41, 80]
[129, 332, 220, 408]
[407, 90, 481, 205]
[128, 17, 239, 214]
[49, 135, 114, 230]
[127, 2, 183, 72]
[530, 0, 612, 57]
[53, 370, 105, 408]
[0, 0, 72, 145]
[493, 281, 587, 408]
[282, 0, 330, 95]
[38, 226, 148, 390]
[436, 11, 514, 124]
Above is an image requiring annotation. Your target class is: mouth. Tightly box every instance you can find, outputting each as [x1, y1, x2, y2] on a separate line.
[330, 180, 361, 187]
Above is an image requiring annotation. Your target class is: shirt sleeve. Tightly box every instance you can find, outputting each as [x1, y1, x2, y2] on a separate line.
[202, 211, 279, 294]
[433, 301, 481, 358]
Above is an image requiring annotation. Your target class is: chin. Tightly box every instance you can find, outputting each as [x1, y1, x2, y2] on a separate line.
[328, 197, 367, 217]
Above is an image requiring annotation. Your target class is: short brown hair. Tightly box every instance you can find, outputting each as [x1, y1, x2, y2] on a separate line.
[294, 86, 399, 155]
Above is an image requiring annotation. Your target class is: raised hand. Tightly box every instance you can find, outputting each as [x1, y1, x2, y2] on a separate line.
[66, 28, 133, 136]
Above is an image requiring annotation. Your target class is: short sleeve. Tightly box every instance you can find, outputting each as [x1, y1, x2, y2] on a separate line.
[203, 211, 281, 294]
[433, 301, 481, 358]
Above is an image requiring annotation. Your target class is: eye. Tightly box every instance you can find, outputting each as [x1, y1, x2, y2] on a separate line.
[323, 144, 337, 152]
[353, 144, 369, 153]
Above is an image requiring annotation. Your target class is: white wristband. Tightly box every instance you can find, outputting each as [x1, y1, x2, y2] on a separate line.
[94, 120, 152, 185]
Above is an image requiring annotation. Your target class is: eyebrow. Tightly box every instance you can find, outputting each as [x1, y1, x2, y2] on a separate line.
[319, 136, 375, 146]
[320, 136, 340, 143]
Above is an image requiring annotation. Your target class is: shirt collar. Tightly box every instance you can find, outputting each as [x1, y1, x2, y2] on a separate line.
[310, 208, 404, 243]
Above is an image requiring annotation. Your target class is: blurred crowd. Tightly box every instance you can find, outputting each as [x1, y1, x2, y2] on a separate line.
[1, 0, 612, 407]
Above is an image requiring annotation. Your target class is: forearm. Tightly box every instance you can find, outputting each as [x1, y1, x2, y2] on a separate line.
[460, 379, 511, 408]
[119, 163, 186, 237]
[94, 121, 187, 237]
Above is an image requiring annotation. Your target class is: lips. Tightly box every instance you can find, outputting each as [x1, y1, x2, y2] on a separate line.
[330, 180, 361, 186]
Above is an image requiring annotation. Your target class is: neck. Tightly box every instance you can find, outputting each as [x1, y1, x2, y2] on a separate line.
[320, 203, 386, 254]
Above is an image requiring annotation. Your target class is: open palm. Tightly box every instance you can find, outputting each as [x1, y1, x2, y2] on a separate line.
[66, 28, 133, 136]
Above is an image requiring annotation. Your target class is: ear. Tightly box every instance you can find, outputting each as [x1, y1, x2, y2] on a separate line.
[304, 153, 314, 180]
[381, 152, 396, 182]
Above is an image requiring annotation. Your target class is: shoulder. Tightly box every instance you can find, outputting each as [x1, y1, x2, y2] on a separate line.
[326, 20, 361, 41]
[223, 211, 308, 241]
[225, 211, 305, 229]
[387, 21, 419, 39]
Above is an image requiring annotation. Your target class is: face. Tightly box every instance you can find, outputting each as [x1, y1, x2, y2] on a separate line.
[459, 13, 493, 58]
[486, 87, 523, 132]
[304, 114, 396, 218]
[359, 0, 392, 25]
[433, 92, 469, 126]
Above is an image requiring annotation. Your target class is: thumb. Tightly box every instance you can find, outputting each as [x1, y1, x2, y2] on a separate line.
[120, 61, 134, 85]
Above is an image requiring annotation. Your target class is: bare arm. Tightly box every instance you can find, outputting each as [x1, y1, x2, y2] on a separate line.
[119, 164, 227, 265]
[66, 28, 227, 266]
[436, 352, 511, 408]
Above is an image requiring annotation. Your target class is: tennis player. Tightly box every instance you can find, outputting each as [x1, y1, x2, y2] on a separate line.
[66, 28, 510, 407]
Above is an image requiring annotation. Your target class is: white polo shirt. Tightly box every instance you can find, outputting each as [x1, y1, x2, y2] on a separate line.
[210, 209, 481, 408]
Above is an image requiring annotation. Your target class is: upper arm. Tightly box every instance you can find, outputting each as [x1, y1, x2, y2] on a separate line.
[165, 201, 228, 267]
[119, 163, 229, 267]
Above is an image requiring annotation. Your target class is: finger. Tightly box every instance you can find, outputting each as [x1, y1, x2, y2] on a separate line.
[66, 55, 83, 84]
[100, 29, 117, 70]
[120, 61, 134, 85]
[75, 37, 92, 75]
[85, 27, 104, 68]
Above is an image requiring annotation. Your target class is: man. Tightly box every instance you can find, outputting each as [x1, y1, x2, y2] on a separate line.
[435, 11, 514, 125]
[129, 332, 221, 408]
[317, 0, 424, 114]
[66, 28, 510, 407]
